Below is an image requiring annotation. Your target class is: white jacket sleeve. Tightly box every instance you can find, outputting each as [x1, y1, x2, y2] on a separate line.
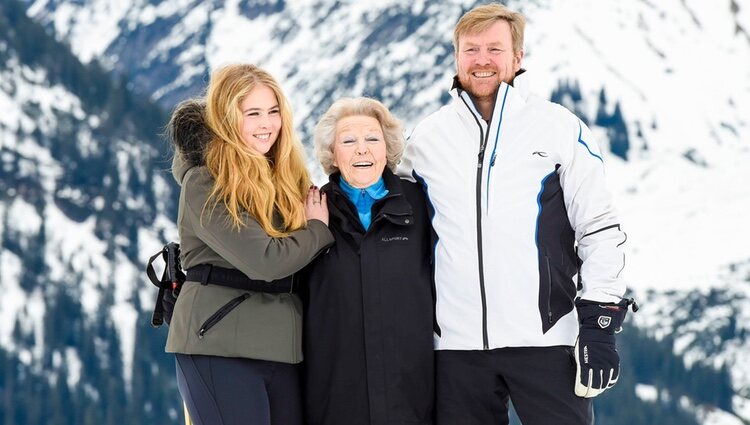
[559, 119, 627, 303]
[396, 128, 421, 182]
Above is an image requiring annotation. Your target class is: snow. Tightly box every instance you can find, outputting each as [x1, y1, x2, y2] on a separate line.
[635, 383, 659, 402]
[76, 127, 100, 158]
[0, 250, 26, 349]
[174, 0, 750, 295]
[27, 289, 47, 365]
[7, 198, 42, 239]
[52, 350, 61, 368]
[519, 0, 750, 294]
[18, 349, 32, 365]
[43, 209, 109, 316]
[111, 251, 140, 389]
[3, 61, 159, 357]
[631, 260, 750, 424]
[696, 405, 746, 425]
[674, 333, 697, 356]
[8, 1, 750, 421]
[0, 70, 25, 137]
[148, 4, 212, 100]
[4, 63, 87, 140]
[152, 173, 176, 214]
[66, 346, 83, 388]
[28, 0, 133, 64]
[734, 396, 750, 423]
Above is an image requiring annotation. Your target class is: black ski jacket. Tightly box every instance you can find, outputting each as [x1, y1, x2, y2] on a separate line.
[301, 169, 435, 425]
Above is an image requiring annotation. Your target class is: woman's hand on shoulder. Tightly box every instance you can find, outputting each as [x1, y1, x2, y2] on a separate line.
[305, 185, 329, 226]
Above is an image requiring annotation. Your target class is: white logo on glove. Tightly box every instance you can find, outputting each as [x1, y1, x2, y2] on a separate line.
[597, 316, 612, 328]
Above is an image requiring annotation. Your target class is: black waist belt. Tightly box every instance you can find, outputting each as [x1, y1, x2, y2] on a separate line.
[186, 264, 295, 294]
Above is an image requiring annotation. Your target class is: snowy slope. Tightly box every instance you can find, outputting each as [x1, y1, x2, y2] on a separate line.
[13, 0, 750, 423]
[25, 0, 750, 293]
[517, 0, 750, 292]
[633, 259, 750, 422]
[0, 30, 176, 391]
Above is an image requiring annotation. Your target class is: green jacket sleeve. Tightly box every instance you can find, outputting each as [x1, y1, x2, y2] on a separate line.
[183, 168, 334, 281]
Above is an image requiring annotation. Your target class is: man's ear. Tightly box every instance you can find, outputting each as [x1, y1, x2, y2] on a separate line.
[514, 49, 524, 71]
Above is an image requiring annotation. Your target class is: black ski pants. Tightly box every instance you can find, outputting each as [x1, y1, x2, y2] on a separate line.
[436, 346, 593, 425]
[175, 354, 303, 425]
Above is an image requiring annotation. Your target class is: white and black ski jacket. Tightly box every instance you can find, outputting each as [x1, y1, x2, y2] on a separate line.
[398, 70, 627, 351]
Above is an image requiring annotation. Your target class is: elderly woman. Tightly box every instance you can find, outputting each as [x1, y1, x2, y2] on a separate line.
[301, 97, 435, 425]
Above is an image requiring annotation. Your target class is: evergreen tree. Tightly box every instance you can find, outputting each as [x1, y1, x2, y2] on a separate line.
[0, 349, 12, 425]
[550, 78, 589, 125]
[594, 89, 630, 161]
[607, 103, 630, 160]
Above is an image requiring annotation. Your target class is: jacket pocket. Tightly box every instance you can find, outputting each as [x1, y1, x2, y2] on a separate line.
[540, 254, 576, 334]
[198, 293, 251, 339]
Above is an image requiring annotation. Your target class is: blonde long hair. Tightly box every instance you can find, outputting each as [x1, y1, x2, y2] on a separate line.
[203, 64, 309, 236]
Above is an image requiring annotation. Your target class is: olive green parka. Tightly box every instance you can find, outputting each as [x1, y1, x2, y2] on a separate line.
[164, 100, 334, 363]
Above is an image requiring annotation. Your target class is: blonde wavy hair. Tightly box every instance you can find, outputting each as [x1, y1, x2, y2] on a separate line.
[314, 97, 405, 176]
[203, 64, 309, 236]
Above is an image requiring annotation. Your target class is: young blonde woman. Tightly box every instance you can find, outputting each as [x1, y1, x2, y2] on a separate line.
[165, 64, 333, 425]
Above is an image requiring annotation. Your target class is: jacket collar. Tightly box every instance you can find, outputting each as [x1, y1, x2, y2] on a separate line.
[325, 168, 414, 233]
[338, 176, 389, 204]
[172, 152, 195, 186]
[374, 168, 413, 222]
[450, 69, 531, 124]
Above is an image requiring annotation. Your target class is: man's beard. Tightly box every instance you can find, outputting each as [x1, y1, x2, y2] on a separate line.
[458, 69, 502, 102]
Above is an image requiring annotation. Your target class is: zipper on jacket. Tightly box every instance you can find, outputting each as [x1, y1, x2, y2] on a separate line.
[484, 85, 509, 214]
[459, 93, 491, 350]
[545, 256, 553, 324]
[198, 293, 251, 339]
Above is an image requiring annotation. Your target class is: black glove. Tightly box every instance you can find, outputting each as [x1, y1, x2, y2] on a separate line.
[574, 297, 637, 398]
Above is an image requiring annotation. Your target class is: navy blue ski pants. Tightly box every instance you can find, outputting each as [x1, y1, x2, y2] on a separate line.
[436, 346, 593, 425]
[175, 354, 303, 425]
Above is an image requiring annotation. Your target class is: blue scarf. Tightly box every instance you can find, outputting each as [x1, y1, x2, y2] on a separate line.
[339, 176, 389, 230]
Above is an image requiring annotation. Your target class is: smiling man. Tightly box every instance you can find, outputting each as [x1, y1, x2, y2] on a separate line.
[398, 3, 637, 425]
[454, 17, 521, 119]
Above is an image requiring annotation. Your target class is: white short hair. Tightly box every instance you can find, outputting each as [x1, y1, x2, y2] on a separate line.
[314, 97, 405, 175]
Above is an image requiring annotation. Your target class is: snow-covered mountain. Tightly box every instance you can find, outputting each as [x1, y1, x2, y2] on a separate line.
[1, 1, 181, 422]
[4, 0, 750, 423]
[24, 0, 750, 291]
[633, 259, 750, 424]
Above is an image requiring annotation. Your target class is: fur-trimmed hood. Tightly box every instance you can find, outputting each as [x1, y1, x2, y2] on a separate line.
[167, 98, 213, 185]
